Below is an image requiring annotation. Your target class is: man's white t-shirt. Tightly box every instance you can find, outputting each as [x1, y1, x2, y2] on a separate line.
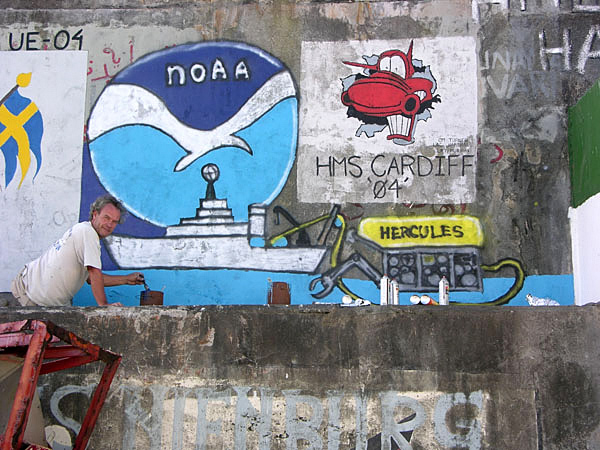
[23, 221, 102, 306]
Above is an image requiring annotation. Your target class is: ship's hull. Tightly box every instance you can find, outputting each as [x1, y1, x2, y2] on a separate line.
[105, 234, 328, 273]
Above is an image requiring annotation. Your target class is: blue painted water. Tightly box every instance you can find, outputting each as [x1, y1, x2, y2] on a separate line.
[73, 270, 574, 307]
[88, 99, 297, 226]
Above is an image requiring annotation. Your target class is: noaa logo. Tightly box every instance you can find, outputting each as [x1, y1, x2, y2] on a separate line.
[87, 41, 297, 227]
[165, 58, 251, 86]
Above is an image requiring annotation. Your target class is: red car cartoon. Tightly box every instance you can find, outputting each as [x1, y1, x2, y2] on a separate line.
[341, 42, 440, 143]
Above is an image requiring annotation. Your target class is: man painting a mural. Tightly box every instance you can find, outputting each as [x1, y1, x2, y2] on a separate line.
[7, 195, 145, 307]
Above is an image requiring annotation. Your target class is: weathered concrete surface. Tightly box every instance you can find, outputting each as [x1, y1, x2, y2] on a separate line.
[1, 305, 599, 449]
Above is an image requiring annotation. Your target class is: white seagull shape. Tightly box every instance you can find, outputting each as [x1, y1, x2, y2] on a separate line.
[87, 71, 296, 171]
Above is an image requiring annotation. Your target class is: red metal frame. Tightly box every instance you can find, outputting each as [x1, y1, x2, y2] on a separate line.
[0, 320, 122, 450]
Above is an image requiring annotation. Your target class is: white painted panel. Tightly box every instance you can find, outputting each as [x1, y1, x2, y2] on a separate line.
[569, 192, 600, 305]
[0, 51, 87, 290]
[298, 37, 478, 204]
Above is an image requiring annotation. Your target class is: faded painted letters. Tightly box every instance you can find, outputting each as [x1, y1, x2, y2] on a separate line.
[43, 383, 486, 449]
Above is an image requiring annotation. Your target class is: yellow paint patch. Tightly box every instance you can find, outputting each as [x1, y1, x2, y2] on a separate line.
[16, 72, 32, 88]
[358, 215, 484, 248]
[0, 101, 38, 187]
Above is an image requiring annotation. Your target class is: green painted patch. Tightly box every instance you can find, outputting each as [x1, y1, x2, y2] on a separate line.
[568, 79, 600, 208]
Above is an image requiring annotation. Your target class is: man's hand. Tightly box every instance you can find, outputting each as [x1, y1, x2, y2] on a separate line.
[125, 272, 145, 285]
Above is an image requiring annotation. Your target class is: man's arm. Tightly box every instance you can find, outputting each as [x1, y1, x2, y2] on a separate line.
[86, 269, 143, 306]
[87, 266, 111, 306]
[102, 272, 145, 287]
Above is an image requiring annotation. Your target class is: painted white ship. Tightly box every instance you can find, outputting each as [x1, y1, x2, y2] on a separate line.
[104, 164, 328, 273]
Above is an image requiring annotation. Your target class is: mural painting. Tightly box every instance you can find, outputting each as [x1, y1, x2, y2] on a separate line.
[568, 79, 600, 305]
[0, 51, 88, 291]
[297, 38, 478, 205]
[77, 39, 510, 307]
[0, 39, 574, 306]
[305, 213, 526, 305]
[340, 41, 441, 145]
[0, 72, 43, 189]
[85, 41, 326, 274]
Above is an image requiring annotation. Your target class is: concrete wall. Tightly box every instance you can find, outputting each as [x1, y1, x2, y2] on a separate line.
[2, 4, 599, 449]
[1, 305, 600, 449]
[1, 0, 596, 306]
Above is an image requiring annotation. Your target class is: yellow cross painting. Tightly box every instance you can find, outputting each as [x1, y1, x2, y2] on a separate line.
[0, 72, 44, 188]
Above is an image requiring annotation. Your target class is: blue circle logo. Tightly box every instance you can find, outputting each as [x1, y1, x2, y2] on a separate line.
[87, 41, 298, 227]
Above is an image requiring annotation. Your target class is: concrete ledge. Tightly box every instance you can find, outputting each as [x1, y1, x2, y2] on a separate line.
[1, 305, 599, 449]
[0, 292, 14, 307]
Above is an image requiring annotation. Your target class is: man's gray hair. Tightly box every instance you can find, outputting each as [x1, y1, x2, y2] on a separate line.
[89, 194, 127, 224]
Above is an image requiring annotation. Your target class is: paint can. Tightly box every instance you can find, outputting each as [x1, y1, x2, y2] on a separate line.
[438, 276, 449, 305]
[268, 281, 290, 305]
[390, 279, 399, 305]
[140, 290, 164, 306]
[380, 274, 390, 305]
